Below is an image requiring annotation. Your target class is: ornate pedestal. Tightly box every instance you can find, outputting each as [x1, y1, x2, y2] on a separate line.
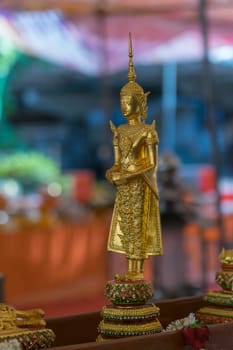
[196, 248, 233, 324]
[97, 279, 163, 340]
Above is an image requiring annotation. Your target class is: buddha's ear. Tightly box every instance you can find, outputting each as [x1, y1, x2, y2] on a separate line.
[145, 91, 150, 99]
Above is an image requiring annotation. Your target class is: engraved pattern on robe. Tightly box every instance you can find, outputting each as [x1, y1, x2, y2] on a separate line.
[107, 122, 162, 259]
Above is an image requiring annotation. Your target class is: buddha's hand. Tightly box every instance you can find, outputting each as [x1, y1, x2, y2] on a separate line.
[106, 168, 119, 184]
[112, 171, 128, 185]
[114, 177, 127, 185]
[106, 166, 128, 185]
[105, 165, 121, 184]
[105, 169, 113, 183]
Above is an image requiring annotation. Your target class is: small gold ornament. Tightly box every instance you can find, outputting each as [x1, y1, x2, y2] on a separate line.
[219, 247, 233, 265]
[0, 304, 55, 349]
[196, 247, 233, 324]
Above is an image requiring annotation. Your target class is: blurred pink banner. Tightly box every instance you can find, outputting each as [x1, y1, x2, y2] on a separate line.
[1, 6, 233, 75]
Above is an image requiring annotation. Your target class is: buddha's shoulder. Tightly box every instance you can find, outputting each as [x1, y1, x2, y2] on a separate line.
[117, 122, 157, 138]
[118, 122, 148, 131]
[144, 122, 158, 135]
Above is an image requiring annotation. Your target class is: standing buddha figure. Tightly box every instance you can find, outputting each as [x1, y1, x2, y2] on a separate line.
[106, 33, 163, 281]
[98, 34, 163, 340]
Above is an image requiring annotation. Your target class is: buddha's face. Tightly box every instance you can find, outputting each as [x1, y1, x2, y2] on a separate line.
[120, 95, 140, 119]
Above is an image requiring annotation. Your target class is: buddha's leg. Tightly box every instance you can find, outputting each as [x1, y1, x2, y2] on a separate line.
[127, 258, 144, 280]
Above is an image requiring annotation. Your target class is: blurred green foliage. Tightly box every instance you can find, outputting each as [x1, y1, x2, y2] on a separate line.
[0, 151, 70, 190]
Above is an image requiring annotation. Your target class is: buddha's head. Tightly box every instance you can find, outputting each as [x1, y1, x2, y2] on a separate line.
[120, 33, 149, 121]
[120, 90, 148, 120]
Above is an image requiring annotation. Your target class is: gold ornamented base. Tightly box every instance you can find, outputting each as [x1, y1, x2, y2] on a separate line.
[196, 250, 233, 325]
[98, 303, 162, 339]
[204, 290, 233, 307]
[97, 279, 162, 340]
[196, 305, 233, 324]
[0, 328, 55, 349]
[196, 290, 233, 324]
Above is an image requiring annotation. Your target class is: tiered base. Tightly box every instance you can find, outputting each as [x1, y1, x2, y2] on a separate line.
[98, 303, 162, 339]
[196, 290, 233, 324]
[97, 279, 162, 340]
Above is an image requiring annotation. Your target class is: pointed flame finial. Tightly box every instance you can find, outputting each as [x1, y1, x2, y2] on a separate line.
[128, 32, 136, 82]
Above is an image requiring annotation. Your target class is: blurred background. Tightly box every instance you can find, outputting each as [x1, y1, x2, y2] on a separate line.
[0, 0, 233, 317]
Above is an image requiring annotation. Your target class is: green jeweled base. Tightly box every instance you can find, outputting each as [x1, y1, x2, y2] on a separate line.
[204, 290, 233, 307]
[196, 289, 233, 324]
[216, 271, 233, 291]
[196, 305, 233, 324]
[105, 280, 154, 305]
[98, 279, 162, 340]
[98, 303, 162, 339]
[101, 303, 160, 322]
[0, 328, 55, 350]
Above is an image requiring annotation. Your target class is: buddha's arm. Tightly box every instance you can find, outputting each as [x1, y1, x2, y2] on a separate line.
[106, 122, 121, 183]
[109, 120, 120, 167]
[146, 127, 158, 168]
[113, 141, 120, 166]
[140, 130, 159, 198]
[148, 143, 157, 168]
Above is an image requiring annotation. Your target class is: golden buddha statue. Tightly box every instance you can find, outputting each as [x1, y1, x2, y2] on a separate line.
[106, 33, 163, 281]
[98, 34, 163, 340]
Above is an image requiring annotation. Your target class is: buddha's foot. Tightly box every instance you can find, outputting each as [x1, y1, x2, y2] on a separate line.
[115, 272, 144, 282]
